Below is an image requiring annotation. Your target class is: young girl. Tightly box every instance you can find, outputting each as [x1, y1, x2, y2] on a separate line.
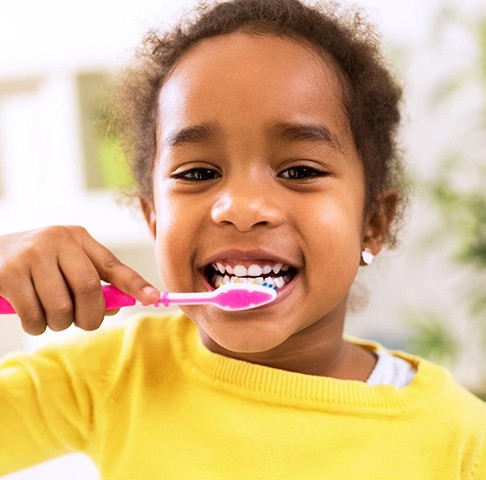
[1, 0, 485, 478]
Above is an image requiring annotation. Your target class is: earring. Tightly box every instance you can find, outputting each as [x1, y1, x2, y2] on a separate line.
[361, 248, 375, 266]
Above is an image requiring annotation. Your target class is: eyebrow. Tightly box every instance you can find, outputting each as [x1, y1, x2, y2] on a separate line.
[163, 120, 343, 152]
[268, 121, 344, 153]
[163, 122, 220, 148]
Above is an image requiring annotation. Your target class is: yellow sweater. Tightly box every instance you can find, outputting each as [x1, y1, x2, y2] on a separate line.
[1, 314, 485, 479]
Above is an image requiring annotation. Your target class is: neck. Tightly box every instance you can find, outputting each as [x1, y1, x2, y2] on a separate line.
[199, 306, 377, 381]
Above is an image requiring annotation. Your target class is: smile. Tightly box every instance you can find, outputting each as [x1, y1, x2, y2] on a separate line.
[203, 260, 298, 290]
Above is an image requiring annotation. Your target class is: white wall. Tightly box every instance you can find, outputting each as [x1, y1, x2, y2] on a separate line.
[0, 0, 484, 477]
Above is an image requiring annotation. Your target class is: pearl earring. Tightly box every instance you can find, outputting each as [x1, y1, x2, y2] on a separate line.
[361, 248, 375, 266]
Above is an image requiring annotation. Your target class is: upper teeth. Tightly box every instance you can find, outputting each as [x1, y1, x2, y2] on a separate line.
[213, 262, 289, 277]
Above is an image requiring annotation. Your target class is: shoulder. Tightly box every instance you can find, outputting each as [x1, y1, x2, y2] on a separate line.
[1, 313, 186, 391]
[347, 336, 486, 419]
[387, 346, 486, 443]
[393, 349, 486, 417]
[395, 349, 486, 421]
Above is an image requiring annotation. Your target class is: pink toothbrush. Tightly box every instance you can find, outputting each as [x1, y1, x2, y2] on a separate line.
[0, 283, 278, 315]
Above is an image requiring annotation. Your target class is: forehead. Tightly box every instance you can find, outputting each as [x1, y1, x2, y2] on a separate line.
[157, 31, 353, 148]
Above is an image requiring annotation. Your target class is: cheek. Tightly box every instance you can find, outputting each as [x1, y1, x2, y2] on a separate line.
[152, 176, 214, 292]
[301, 187, 364, 277]
[152, 188, 193, 288]
[307, 190, 364, 244]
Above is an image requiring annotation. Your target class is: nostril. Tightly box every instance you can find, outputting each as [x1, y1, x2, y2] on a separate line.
[210, 192, 284, 231]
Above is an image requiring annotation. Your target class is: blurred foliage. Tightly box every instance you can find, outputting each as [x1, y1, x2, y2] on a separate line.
[427, 155, 486, 270]
[402, 3, 486, 394]
[78, 71, 134, 191]
[95, 94, 134, 191]
[96, 130, 134, 190]
[401, 307, 460, 367]
[425, 4, 486, 309]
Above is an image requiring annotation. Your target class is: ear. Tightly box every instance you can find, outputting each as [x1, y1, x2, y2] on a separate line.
[362, 189, 399, 256]
[140, 196, 157, 238]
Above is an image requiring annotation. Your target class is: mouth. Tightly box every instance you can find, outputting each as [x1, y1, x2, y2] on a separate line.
[202, 260, 298, 290]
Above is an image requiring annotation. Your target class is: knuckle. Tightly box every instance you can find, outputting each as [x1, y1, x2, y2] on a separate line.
[103, 254, 122, 271]
[21, 311, 46, 334]
[39, 225, 85, 243]
[47, 320, 72, 332]
[45, 298, 74, 331]
[76, 279, 102, 298]
[21, 310, 42, 326]
[129, 272, 145, 285]
[25, 324, 47, 336]
[75, 313, 104, 332]
[0, 264, 23, 283]
[0, 250, 31, 276]
[71, 225, 88, 237]
[38, 225, 69, 241]
[46, 299, 73, 317]
[81, 320, 102, 332]
[26, 245, 43, 260]
[17, 226, 70, 260]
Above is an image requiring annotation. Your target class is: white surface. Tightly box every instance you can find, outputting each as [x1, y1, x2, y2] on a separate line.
[2, 455, 99, 480]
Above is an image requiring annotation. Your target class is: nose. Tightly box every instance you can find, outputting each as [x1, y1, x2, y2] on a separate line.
[210, 182, 285, 232]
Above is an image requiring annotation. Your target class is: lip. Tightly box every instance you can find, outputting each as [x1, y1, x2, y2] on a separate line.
[265, 271, 298, 306]
[199, 248, 300, 308]
[199, 248, 299, 270]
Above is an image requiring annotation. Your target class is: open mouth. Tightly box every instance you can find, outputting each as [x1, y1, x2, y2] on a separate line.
[202, 261, 298, 290]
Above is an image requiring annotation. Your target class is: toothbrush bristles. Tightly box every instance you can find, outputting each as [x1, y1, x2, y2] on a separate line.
[214, 281, 278, 291]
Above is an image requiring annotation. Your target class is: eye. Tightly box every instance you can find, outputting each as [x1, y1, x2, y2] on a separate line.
[172, 168, 221, 181]
[279, 166, 327, 180]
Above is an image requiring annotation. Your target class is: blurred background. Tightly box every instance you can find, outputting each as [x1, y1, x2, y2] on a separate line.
[0, 0, 485, 477]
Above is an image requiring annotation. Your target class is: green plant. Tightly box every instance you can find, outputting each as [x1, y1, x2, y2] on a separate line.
[401, 307, 460, 367]
[402, 4, 486, 396]
[425, 5, 486, 318]
[96, 130, 134, 190]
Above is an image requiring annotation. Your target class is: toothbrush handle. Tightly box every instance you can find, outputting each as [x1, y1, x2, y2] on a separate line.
[0, 289, 205, 315]
[0, 296, 15, 314]
[0, 287, 212, 314]
[0, 285, 137, 315]
[102, 285, 137, 309]
[156, 291, 216, 307]
[104, 288, 214, 309]
[0, 286, 205, 315]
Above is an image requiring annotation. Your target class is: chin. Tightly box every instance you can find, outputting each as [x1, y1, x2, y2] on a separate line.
[185, 306, 296, 355]
[204, 324, 291, 355]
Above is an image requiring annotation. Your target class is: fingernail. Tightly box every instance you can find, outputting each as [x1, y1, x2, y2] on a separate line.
[142, 285, 158, 296]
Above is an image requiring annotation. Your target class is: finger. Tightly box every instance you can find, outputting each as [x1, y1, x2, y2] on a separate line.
[57, 250, 105, 331]
[81, 235, 160, 305]
[31, 265, 75, 332]
[105, 308, 121, 316]
[3, 273, 47, 335]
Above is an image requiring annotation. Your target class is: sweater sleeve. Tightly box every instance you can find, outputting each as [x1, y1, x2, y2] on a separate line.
[470, 430, 486, 480]
[0, 327, 123, 475]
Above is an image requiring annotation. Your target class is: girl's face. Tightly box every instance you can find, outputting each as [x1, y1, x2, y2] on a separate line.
[147, 31, 375, 355]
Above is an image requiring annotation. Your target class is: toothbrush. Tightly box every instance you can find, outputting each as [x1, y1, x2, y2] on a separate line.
[0, 282, 278, 315]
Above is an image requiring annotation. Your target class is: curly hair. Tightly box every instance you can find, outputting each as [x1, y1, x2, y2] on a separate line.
[115, 0, 406, 246]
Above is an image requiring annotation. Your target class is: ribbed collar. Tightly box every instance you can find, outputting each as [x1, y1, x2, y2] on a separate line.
[171, 314, 449, 414]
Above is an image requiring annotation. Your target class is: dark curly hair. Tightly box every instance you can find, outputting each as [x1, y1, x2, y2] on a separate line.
[115, 0, 406, 246]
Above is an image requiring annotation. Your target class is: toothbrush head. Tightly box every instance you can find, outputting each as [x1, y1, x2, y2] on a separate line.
[210, 282, 278, 311]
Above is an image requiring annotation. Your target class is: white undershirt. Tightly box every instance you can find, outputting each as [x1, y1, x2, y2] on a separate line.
[366, 348, 416, 387]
